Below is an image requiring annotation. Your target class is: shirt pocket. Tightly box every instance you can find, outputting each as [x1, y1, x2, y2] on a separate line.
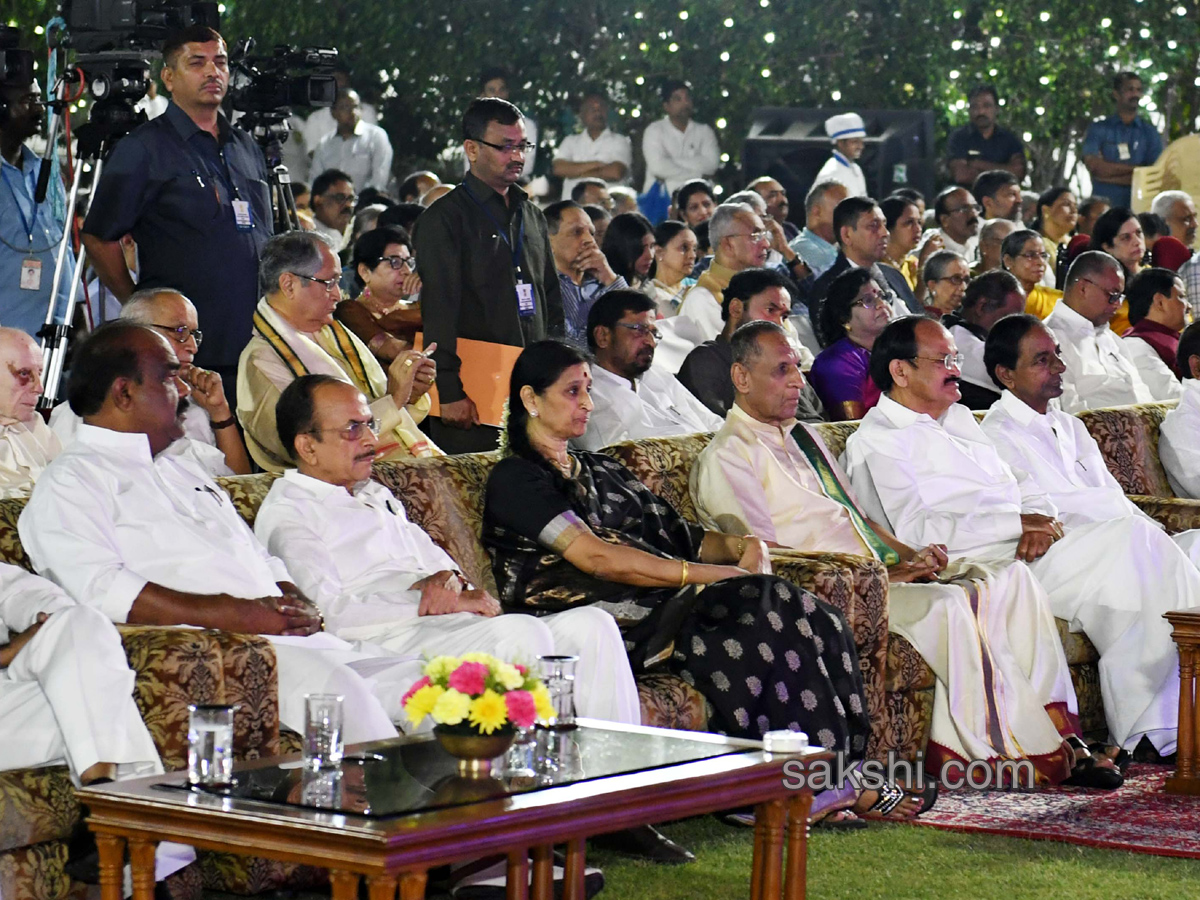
[157, 170, 223, 226]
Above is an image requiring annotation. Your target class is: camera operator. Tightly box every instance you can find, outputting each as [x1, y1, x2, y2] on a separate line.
[81, 25, 272, 399]
[0, 71, 71, 341]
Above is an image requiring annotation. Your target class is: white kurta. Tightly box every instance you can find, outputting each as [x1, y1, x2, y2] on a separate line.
[555, 128, 634, 200]
[947, 323, 996, 396]
[690, 405, 1078, 774]
[843, 394, 1200, 752]
[1123, 336, 1183, 402]
[576, 363, 722, 452]
[813, 151, 867, 198]
[1160, 378, 1200, 498]
[18, 425, 402, 743]
[640, 117, 720, 194]
[0, 416, 61, 499]
[1043, 300, 1158, 412]
[254, 471, 641, 727]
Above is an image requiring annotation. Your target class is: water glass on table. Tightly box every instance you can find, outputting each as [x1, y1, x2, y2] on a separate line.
[304, 693, 344, 770]
[187, 704, 234, 789]
[536, 654, 579, 729]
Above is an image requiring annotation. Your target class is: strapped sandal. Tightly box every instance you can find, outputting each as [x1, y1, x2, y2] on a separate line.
[1088, 741, 1132, 775]
[1063, 737, 1123, 789]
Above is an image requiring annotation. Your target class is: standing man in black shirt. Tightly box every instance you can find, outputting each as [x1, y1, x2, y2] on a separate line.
[416, 97, 562, 453]
[82, 26, 272, 403]
[945, 84, 1027, 189]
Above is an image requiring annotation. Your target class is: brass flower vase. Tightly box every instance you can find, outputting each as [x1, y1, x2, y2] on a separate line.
[433, 724, 516, 777]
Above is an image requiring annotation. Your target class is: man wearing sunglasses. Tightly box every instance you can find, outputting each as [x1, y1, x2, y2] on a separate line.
[1042, 251, 1163, 412]
[415, 97, 563, 454]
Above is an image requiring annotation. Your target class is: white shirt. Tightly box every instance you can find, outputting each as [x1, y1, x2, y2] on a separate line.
[301, 102, 378, 154]
[641, 117, 720, 193]
[1159, 378, 1200, 498]
[50, 399, 233, 479]
[255, 471, 459, 636]
[813, 150, 867, 198]
[1043, 299, 1157, 412]
[936, 228, 979, 263]
[947, 323, 994, 394]
[841, 394, 1057, 558]
[980, 390, 1151, 529]
[311, 217, 348, 252]
[576, 363, 722, 451]
[0, 417, 61, 499]
[1123, 334, 1183, 402]
[19, 424, 290, 624]
[310, 120, 395, 192]
[555, 128, 634, 200]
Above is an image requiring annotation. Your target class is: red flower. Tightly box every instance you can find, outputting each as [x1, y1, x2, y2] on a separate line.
[448, 661, 489, 696]
[401, 675, 431, 707]
[514, 664, 528, 675]
[505, 690, 537, 729]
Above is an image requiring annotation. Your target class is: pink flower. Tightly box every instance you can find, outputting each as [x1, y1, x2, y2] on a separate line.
[448, 661, 489, 696]
[514, 664, 528, 675]
[401, 676, 431, 707]
[505, 690, 537, 729]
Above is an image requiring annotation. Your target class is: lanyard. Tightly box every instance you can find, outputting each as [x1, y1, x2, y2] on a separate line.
[462, 182, 525, 277]
[1, 164, 37, 249]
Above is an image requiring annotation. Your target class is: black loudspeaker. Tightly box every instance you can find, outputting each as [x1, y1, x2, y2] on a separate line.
[741, 107, 938, 228]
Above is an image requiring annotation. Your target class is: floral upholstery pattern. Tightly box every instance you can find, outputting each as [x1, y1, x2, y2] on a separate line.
[0, 769, 76, 853]
[636, 673, 709, 732]
[1077, 402, 1177, 497]
[603, 434, 714, 523]
[215, 474, 279, 529]
[1129, 495, 1200, 533]
[809, 421, 861, 464]
[0, 842, 82, 900]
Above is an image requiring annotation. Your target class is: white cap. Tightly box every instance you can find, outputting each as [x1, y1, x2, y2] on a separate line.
[825, 112, 866, 140]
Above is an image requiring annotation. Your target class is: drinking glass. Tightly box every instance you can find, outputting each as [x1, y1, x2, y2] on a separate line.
[187, 704, 234, 789]
[536, 655, 579, 730]
[304, 693, 344, 769]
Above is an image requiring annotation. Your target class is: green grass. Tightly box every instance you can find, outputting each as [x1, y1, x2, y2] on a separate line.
[588, 817, 1200, 899]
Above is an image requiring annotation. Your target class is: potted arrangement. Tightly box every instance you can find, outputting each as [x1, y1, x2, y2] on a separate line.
[402, 652, 555, 776]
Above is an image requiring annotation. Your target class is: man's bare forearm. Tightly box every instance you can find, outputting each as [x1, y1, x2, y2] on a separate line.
[81, 234, 136, 301]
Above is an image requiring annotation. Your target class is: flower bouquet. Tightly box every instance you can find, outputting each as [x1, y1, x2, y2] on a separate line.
[402, 652, 555, 775]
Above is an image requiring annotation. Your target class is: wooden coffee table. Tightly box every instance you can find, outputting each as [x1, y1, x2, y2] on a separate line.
[80, 719, 831, 900]
[1166, 610, 1200, 794]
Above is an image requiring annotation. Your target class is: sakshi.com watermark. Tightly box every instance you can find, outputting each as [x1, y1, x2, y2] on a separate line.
[782, 751, 1036, 792]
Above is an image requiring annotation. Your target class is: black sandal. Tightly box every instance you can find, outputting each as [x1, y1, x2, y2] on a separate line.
[860, 781, 938, 820]
[1088, 741, 1132, 775]
[1063, 737, 1123, 789]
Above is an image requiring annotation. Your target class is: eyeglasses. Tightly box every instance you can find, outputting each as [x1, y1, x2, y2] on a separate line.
[472, 138, 535, 155]
[947, 203, 982, 215]
[322, 192, 358, 206]
[1018, 251, 1051, 262]
[851, 296, 885, 310]
[910, 352, 965, 370]
[1078, 277, 1125, 306]
[379, 255, 417, 271]
[291, 272, 342, 292]
[307, 418, 380, 441]
[729, 230, 770, 243]
[932, 275, 970, 287]
[150, 324, 203, 346]
[615, 322, 663, 342]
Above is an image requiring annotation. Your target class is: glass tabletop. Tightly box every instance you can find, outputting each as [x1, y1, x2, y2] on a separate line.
[157, 726, 757, 819]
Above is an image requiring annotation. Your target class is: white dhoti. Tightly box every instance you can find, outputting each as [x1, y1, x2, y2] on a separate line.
[888, 559, 1077, 781]
[336, 607, 642, 728]
[1024, 517, 1200, 754]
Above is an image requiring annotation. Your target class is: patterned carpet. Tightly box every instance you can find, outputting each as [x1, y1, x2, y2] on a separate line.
[909, 764, 1200, 859]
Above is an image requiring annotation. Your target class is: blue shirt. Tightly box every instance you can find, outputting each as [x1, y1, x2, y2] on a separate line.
[0, 146, 71, 340]
[82, 101, 272, 368]
[558, 271, 627, 346]
[788, 228, 838, 278]
[1081, 114, 1164, 208]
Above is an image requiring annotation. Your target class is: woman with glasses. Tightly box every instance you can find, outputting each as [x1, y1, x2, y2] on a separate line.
[646, 221, 699, 317]
[1089, 207, 1147, 335]
[920, 250, 970, 319]
[1002, 229, 1062, 319]
[600, 212, 657, 291]
[808, 269, 891, 420]
[336, 226, 423, 363]
[1031, 187, 1078, 287]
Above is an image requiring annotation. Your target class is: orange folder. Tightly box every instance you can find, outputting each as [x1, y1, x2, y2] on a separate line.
[414, 333, 523, 428]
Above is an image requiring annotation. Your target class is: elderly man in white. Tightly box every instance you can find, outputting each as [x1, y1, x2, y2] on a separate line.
[691, 321, 1104, 787]
[576, 290, 720, 452]
[255, 375, 641, 727]
[1159, 321, 1200, 498]
[19, 323, 404, 743]
[0, 328, 61, 497]
[842, 315, 1199, 761]
[51, 287, 251, 477]
[1043, 251, 1173, 412]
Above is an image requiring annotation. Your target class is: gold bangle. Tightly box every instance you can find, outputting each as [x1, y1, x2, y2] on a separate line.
[679, 560, 689, 588]
[736, 535, 749, 558]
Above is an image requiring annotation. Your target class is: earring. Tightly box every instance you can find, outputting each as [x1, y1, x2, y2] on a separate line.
[530, 409, 539, 418]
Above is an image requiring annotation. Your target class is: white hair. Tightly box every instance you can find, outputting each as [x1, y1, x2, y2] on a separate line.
[1151, 190, 1194, 219]
[120, 288, 191, 324]
[708, 202, 756, 247]
[725, 190, 767, 216]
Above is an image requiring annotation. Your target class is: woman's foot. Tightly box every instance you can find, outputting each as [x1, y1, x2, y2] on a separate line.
[1063, 737, 1123, 789]
[853, 781, 937, 821]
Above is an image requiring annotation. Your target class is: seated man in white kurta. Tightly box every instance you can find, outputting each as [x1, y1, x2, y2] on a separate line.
[51, 287, 250, 478]
[842, 315, 1200, 760]
[1158, 320, 1200, 499]
[254, 375, 641, 727]
[981, 313, 1200, 567]
[575, 289, 721, 452]
[0, 328, 62, 498]
[19, 323, 404, 743]
[690, 321, 1096, 786]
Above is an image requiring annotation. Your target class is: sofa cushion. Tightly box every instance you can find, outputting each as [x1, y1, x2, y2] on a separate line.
[603, 433, 714, 523]
[0, 769, 76, 854]
[216, 473, 279, 528]
[0, 841, 81, 900]
[884, 635, 935, 693]
[809, 420, 862, 464]
[1077, 402, 1177, 497]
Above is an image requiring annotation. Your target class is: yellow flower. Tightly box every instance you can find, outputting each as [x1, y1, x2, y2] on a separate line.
[468, 690, 509, 734]
[495, 662, 525, 691]
[531, 683, 556, 722]
[431, 688, 471, 726]
[424, 655, 459, 681]
[404, 684, 444, 728]
[460, 651, 497, 666]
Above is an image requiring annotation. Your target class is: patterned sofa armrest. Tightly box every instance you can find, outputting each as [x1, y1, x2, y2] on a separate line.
[1129, 495, 1200, 533]
[117, 626, 279, 772]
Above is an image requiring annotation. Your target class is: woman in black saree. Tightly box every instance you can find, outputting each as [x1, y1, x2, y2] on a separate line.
[482, 340, 934, 823]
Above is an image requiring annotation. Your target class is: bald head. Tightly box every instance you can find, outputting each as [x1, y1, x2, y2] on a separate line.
[0, 329, 45, 423]
[120, 289, 201, 365]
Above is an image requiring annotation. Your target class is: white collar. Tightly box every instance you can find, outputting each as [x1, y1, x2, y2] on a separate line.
[996, 389, 1046, 427]
[592, 361, 642, 394]
[1049, 298, 1109, 338]
[727, 402, 796, 446]
[281, 468, 378, 501]
[832, 150, 853, 168]
[74, 423, 155, 464]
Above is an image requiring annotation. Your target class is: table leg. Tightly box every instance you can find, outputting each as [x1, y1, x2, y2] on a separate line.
[563, 837, 587, 900]
[398, 872, 427, 900]
[128, 838, 157, 900]
[752, 800, 784, 900]
[1179, 645, 1196, 780]
[96, 834, 125, 900]
[368, 874, 397, 900]
[530, 845, 554, 900]
[784, 793, 814, 900]
[330, 869, 361, 900]
[506, 849, 530, 900]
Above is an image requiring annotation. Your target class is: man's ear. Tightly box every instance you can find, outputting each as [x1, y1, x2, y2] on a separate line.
[1189, 354, 1200, 381]
[727, 298, 745, 326]
[109, 376, 137, 413]
[730, 361, 751, 396]
[993, 364, 1017, 392]
[888, 357, 910, 389]
[592, 326, 612, 351]
[293, 432, 320, 467]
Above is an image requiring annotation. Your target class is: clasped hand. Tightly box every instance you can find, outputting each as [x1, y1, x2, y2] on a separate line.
[415, 570, 501, 617]
[1017, 514, 1064, 562]
[888, 544, 948, 584]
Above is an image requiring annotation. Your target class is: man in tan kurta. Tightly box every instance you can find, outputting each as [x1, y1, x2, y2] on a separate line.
[0, 328, 61, 497]
[237, 232, 440, 472]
